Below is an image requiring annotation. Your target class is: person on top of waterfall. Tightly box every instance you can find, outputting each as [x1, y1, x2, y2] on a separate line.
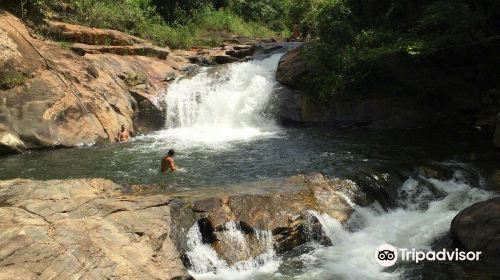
[161, 149, 176, 173]
[116, 125, 130, 142]
[292, 24, 300, 41]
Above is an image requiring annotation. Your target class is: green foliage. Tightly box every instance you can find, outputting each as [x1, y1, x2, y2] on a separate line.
[228, 0, 286, 30]
[0, 72, 28, 90]
[316, 0, 353, 46]
[6, 0, 278, 49]
[297, 0, 500, 98]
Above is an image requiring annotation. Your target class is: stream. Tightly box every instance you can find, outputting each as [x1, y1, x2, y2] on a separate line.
[0, 53, 498, 279]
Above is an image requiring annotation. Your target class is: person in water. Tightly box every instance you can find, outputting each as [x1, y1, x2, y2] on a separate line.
[161, 149, 176, 173]
[116, 125, 130, 142]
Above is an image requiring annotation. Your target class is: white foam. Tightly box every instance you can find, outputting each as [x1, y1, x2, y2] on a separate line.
[183, 171, 492, 279]
[142, 54, 283, 150]
[302, 171, 493, 280]
[186, 221, 278, 280]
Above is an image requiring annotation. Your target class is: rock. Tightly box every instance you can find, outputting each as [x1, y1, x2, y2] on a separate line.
[275, 39, 500, 129]
[226, 48, 251, 59]
[0, 12, 195, 153]
[418, 165, 454, 181]
[188, 55, 211, 65]
[0, 179, 191, 280]
[0, 12, 135, 152]
[450, 197, 500, 259]
[170, 173, 363, 266]
[70, 43, 170, 59]
[213, 55, 239, 65]
[44, 21, 146, 46]
[83, 53, 191, 133]
[251, 42, 300, 57]
[276, 44, 309, 89]
[277, 87, 305, 124]
[133, 97, 166, 133]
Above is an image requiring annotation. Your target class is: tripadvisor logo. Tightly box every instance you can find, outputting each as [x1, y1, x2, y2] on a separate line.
[375, 244, 482, 267]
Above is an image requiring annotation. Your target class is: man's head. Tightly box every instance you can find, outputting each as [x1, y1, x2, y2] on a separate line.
[168, 149, 175, 157]
[121, 125, 126, 131]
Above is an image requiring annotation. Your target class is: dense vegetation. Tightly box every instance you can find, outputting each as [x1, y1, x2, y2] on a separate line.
[7, 0, 294, 48]
[4, 1, 499, 101]
[299, 0, 500, 98]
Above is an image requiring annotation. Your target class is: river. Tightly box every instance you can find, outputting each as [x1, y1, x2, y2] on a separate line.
[0, 53, 498, 279]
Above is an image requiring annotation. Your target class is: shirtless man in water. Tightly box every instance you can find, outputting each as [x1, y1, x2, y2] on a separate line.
[117, 125, 129, 142]
[161, 149, 176, 173]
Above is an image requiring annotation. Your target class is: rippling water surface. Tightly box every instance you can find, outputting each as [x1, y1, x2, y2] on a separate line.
[0, 52, 498, 280]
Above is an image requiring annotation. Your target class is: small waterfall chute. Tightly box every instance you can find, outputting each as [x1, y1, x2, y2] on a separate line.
[185, 220, 278, 279]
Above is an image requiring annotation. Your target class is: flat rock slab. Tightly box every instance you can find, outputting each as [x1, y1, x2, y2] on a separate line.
[71, 43, 171, 59]
[0, 179, 191, 280]
[45, 21, 146, 46]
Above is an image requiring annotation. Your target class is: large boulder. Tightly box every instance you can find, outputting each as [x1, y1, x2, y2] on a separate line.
[0, 179, 191, 280]
[0, 12, 135, 152]
[450, 197, 500, 259]
[275, 39, 500, 129]
[170, 173, 366, 267]
[276, 44, 308, 89]
[0, 12, 195, 153]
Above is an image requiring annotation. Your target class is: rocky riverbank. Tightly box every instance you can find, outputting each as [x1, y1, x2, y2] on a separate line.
[0, 11, 289, 155]
[0, 173, 358, 279]
[1, 170, 498, 279]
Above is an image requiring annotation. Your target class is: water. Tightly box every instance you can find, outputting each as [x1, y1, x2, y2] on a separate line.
[186, 172, 494, 280]
[0, 127, 493, 187]
[186, 221, 278, 279]
[0, 54, 495, 186]
[0, 51, 498, 279]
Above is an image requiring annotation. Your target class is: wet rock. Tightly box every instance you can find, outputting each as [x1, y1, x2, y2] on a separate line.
[212, 221, 273, 265]
[398, 178, 446, 210]
[275, 39, 500, 129]
[226, 45, 252, 59]
[0, 179, 191, 280]
[276, 44, 308, 89]
[170, 173, 363, 265]
[214, 55, 239, 65]
[450, 197, 500, 259]
[418, 165, 454, 181]
[188, 55, 211, 65]
[489, 170, 500, 191]
[252, 42, 301, 57]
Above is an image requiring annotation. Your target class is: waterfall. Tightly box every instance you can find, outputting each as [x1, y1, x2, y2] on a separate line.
[185, 221, 278, 279]
[153, 54, 283, 149]
[300, 171, 493, 280]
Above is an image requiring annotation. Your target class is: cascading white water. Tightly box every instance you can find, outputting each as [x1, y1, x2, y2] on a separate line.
[148, 54, 283, 149]
[185, 170, 493, 280]
[185, 221, 278, 279]
[298, 171, 493, 280]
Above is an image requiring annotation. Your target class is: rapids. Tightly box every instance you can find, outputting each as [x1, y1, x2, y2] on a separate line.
[0, 51, 497, 280]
